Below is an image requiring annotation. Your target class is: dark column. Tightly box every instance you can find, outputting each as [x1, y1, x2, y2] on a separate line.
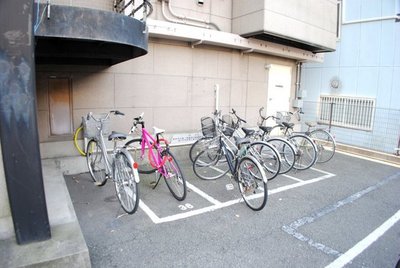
[0, 0, 51, 244]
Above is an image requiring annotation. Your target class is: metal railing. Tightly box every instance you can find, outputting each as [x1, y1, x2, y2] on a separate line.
[300, 100, 400, 155]
[114, 0, 153, 22]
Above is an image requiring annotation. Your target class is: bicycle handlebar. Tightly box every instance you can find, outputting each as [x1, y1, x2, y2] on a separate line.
[87, 110, 124, 122]
[290, 108, 304, 122]
[258, 107, 277, 124]
[231, 108, 247, 124]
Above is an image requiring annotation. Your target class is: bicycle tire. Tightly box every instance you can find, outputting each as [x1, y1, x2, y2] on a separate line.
[113, 152, 140, 214]
[161, 150, 187, 201]
[189, 136, 215, 162]
[309, 129, 336, 163]
[248, 141, 281, 181]
[125, 138, 157, 174]
[289, 134, 318, 170]
[86, 139, 107, 186]
[193, 145, 230, 180]
[237, 155, 268, 211]
[266, 137, 296, 174]
[73, 125, 86, 156]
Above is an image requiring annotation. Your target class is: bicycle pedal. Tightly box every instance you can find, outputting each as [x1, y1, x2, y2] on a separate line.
[165, 172, 176, 179]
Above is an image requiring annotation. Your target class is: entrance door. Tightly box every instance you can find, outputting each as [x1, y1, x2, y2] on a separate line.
[266, 64, 292, 126]
[48, 78, 72, 135]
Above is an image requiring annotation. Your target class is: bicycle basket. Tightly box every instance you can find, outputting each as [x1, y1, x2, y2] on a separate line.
[275, 111, 291, 124]
[201, 116, 216, 137]
[82, 113, 111, 139]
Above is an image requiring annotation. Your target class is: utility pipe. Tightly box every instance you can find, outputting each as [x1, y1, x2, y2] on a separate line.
[295, 62, 302, 99]
[160, 0, 220, 30]
[342, 0, 400, 24]
[343, 15, 400, 25]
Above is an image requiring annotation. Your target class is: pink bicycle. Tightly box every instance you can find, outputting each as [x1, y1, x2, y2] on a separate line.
[124, 113, 187, 201]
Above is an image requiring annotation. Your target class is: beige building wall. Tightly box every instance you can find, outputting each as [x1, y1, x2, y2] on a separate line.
[36, 38, 297, 148]
[49, 0, 113, 11]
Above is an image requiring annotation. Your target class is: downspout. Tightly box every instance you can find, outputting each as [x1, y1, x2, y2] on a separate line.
[295, 62, 302, 100]
[160, 0, 220, 30]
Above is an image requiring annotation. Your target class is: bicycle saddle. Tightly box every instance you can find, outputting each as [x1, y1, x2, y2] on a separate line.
[305, 121, 317, 127]
[153, 127, 165, 135]
[108, 131, 127, 141]
[282, 122, 294, 129]
[259, 126, 273, 134]
[241, 127, 255, 137]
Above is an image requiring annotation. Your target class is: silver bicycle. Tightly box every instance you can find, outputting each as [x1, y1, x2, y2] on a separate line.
[84, 110, 140, 214]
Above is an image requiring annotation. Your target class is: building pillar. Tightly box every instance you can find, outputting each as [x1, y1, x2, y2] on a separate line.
[0, 0, 51, 244]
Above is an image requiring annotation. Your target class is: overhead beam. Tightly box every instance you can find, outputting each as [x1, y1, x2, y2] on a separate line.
[147, 19, 324, 62]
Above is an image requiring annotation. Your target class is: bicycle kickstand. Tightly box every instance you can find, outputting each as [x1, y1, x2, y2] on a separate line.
[151, 172, 163, 189]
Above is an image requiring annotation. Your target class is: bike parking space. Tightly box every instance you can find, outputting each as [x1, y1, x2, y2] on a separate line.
[64, 150, 400, 267]
[131, 164, 336, 224]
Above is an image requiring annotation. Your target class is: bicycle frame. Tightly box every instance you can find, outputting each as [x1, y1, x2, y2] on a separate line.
[220, 138, 237, 175]
[93, 122, 113, 177]
[137, 126, 170, 177]
[90, 113, 138, 183]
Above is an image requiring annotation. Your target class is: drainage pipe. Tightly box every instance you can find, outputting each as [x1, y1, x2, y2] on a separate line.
[295, 62, 302, 99]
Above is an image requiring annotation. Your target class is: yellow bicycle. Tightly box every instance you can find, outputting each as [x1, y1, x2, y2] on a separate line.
[73, 124, 86, 156]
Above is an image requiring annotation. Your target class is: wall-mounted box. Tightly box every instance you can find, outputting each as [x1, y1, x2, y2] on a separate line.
[232, 0, 337, 53]
[292, 99, 303, 108]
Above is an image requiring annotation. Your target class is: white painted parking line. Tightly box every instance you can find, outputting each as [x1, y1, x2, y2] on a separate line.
[271, 168, 335, 194]
[282, 171, 400, 261]
[325, 209, 400, 268]
[186, 181, 221, 205]
[139, 200, 161, 224]
[337, 150, 400, 168]
[139, 168, 336, 224]
[282, 174, 304, 182]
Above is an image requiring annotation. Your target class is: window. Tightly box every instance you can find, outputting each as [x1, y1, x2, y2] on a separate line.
[319, 95, 375, 131]
[48, 78, 72, 135]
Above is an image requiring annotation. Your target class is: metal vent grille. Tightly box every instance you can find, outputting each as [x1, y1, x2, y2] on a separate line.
[319, 95, 376, 131]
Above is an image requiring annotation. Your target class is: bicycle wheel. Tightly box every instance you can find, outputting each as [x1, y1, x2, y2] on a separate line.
[73, 125, 86, 156]
[161, 150, 187, 201]
[189, 136, 215, 162]
[309, 129, 336, 163]
[237, 155, 268, 211]
[113, 153, 140, 214]
[125, 138, 157, 174]
[266, 138, 296, 174]
[193, 144, 230, 180]
[86, 139, 107, 186]
[248, 141, 281, 181]
[289, 134, 318, 170]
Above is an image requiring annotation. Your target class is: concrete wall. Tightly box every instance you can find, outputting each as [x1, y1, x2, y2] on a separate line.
[36, 38, 297, 153]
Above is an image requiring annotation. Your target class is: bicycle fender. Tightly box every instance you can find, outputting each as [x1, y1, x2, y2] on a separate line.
[120, 148, 140, 183]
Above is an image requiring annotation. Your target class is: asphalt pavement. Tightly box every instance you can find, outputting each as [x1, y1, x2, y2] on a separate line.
[64, 150, 400, 268]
